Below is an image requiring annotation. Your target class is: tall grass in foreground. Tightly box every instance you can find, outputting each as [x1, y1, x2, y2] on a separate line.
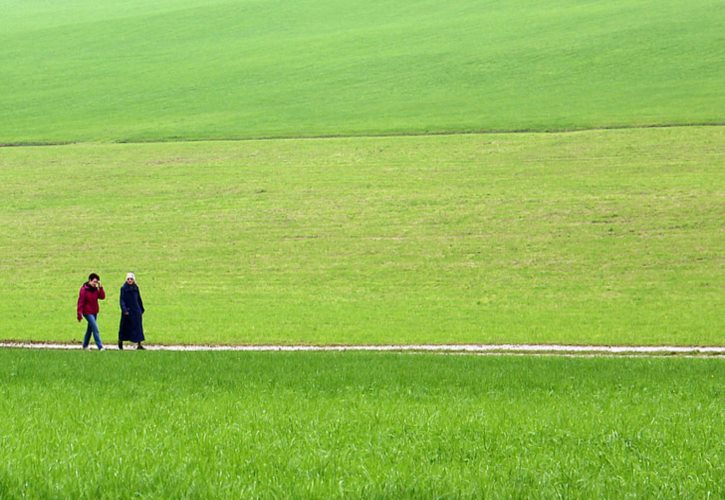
[1, 0, 723, 143]
[0, 351, 722, 497]
[0, 127, 723, 345]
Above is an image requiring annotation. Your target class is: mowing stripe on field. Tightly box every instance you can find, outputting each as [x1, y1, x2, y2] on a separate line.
[0, 342, 723, 356]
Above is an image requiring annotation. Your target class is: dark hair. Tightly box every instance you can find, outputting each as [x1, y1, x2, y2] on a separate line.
[88, 273, 100, 281]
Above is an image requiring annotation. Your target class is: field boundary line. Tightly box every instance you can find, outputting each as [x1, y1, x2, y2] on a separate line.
[1, 341, 723, 356]
[1, 123, 723, 148]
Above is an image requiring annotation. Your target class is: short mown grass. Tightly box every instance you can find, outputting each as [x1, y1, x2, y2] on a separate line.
[0, 350, 722, 497]
[1, 0, 723, 143]
[0, 127, 722, 346]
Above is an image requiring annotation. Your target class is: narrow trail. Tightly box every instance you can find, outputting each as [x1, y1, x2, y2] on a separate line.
[1, 341, 723, 356]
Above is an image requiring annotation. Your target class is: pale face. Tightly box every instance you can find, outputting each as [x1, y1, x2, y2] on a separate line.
[126, 277, 135, 285]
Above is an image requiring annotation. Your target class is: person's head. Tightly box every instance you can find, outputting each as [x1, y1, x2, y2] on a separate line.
[126, 272, 136, 285]
[88, 273, 100, 285]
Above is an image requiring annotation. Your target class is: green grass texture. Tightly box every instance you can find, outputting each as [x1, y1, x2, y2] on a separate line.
[1, 0, 723, 144]
[0, 351, 722, 497]
[0, 126, 722, 346]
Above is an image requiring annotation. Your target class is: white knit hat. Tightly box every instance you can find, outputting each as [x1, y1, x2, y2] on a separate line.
[126, 272, 136, 280]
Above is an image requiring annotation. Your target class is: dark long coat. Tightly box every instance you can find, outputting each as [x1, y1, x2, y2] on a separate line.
[119, 282, 145, 342]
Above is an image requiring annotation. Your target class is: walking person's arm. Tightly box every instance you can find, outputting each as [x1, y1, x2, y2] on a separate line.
[98, 283, 106, 300]
[77, 287, 85, 322]
[120, 287, 129, 315]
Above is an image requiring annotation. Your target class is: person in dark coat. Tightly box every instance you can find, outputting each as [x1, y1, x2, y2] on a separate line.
[77, 273, 106, 350]
[118, 272, 145, 350]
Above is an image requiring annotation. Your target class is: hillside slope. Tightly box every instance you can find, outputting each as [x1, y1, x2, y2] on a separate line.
[1, 0, 723, 143]
[0, 127, 722, 345]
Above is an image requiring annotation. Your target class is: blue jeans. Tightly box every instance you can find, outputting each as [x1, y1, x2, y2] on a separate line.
[83, 314, 103, 349]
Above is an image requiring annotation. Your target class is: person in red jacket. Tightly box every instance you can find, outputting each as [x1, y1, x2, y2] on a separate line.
[77, 273, 106, 351]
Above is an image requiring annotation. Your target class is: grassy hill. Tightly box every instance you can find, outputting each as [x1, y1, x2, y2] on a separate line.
[0, 3, 722, 496]
[0, 126, 722, 345]
[1, 0, 723, 144]
[0, 0, 722, 346]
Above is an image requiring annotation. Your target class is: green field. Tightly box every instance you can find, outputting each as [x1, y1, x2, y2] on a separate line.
[2, 1, 723, 348]
[0, 351, 722, 497]
[2, 0, 724, 496]
[1, 0, 723, 144]
[1, 126, 722, 346]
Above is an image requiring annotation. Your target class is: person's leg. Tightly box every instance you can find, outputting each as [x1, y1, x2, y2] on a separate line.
[83, 316, 92, 349]
[85, 314, 103, 350]
[136, 314, 145, 349]
[118, 315, 126, 350]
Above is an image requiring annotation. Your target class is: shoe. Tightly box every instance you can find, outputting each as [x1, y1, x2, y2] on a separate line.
[98, 347, 105, 351]
[137, 343, 146, 350]
[118, 341, 123, 351]
[82, 346, 89, 351]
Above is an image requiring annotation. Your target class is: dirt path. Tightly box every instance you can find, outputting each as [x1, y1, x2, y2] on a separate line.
[1, 341, 723, 356]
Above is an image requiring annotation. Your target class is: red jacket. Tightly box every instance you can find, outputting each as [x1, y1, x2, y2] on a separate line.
[77, 283, 106, 320]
